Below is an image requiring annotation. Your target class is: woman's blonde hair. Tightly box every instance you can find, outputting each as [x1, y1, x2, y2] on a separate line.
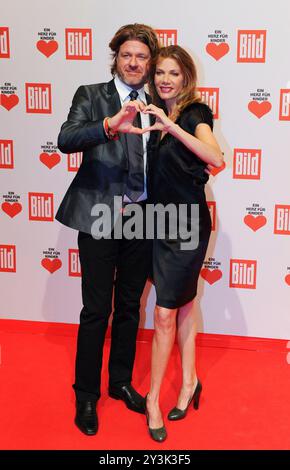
[149, 45, 200, 120]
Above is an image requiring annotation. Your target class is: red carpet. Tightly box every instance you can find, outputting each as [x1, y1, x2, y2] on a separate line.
[0, 319, 289, 450]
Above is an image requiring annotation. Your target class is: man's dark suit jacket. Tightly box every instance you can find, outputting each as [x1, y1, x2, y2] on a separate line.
[56, 79, 153, 234]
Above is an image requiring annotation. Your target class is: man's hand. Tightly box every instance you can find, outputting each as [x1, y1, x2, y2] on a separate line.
[108, 100, 145, 134]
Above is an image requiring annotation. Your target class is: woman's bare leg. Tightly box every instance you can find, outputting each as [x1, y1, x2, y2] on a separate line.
[176, 299, 198, 409]
[146, 305, 177, 428]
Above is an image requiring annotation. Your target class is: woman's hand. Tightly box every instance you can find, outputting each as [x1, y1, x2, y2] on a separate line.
[142, 104, 176, 133]
[108, 100, 145, 134]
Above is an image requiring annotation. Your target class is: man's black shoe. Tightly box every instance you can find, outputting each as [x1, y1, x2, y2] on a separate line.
[109, 384, 145, 414]
[75, 400, 98, 435]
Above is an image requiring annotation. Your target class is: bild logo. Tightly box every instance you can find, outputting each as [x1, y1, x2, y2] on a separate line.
[68, 152, 83, 172]
[279, 89, 290, 121]
[28, 192, 54, 221]
[230, 259, 257, 289]
[237, 30, 266, 63]
[155, 29, 177, 47]
[25, 83, 52, 114]
[0, 27, 10, 58]
[0, 244, 16, 272]
[197, 88, 219, 119]
[274, 205, 290, 235]
[0, 140, 13, 169]
[233, 149, 261, 180]
[68, 249, 81, 277]
[65, 28, 92, 60]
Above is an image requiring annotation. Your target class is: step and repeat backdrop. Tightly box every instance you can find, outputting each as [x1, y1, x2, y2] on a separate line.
[1, 0, 290, 338]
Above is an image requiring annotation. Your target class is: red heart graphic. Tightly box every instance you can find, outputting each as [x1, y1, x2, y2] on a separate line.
[285, 274, 290, 286]
[244, 214, 267, 231]
[36, 40, 58, 58]
[200, 268, 222, 285]
[39, 152, 61, 169]
[0, 94, 19, 111]
[1, 202, 22, 218]
[41, 258, 62, 274]
[210, 161, 226, 176]
[248, 100, 272, 118]
[206, 42, 230, 60]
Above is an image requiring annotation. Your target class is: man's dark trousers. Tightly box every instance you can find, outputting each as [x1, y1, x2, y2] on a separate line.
[74, 205, 151, 402]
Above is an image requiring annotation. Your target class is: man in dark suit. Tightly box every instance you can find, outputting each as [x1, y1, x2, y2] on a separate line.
[56, 24, 159, 435]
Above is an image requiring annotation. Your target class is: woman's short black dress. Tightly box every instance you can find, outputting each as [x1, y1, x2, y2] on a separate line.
[148, 102, 213, 309]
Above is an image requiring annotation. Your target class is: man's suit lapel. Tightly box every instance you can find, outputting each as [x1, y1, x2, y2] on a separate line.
[106, 79, 128, 158]
[105, 81, 156, 164]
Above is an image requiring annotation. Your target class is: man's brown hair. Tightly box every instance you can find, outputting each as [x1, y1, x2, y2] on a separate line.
[109, 23, 159, 75]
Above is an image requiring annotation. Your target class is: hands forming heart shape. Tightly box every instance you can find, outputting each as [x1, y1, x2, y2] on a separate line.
[111, 101, 174, 134]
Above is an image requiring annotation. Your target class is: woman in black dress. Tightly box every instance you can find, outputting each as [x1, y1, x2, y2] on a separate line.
[142, 46, 224, 441]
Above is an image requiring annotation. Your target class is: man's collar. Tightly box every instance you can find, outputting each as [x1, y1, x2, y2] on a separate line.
[114, 75, 146, 102]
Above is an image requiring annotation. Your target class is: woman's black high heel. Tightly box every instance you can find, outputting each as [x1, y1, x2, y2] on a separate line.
[145, 395, 167, 442]
[167, 379, 202, 421]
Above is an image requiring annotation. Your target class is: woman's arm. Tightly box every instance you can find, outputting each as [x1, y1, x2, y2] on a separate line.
[169, 121, 224, 168]
[143, 104, 224, 168]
